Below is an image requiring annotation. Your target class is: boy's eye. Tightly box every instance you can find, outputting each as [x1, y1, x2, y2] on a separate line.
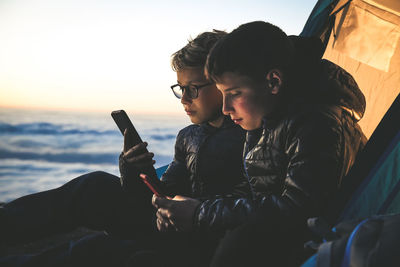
[229, 91, 241, 97]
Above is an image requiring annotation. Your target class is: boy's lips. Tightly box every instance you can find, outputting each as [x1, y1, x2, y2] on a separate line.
[232, 118, 243, 124]
[185, 109, 195, 115]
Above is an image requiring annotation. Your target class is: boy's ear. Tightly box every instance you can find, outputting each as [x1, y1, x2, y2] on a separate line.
[265, 69, 283, 95]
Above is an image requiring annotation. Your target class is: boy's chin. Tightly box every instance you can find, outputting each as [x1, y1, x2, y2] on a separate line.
[242, 122, 263, 131]
[188, 115, 202, 125]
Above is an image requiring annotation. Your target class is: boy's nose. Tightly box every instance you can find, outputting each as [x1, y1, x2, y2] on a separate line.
[222, 97, 233, 115]
[180, 90, 192, 105]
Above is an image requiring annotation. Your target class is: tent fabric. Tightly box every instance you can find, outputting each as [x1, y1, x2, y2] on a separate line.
[300, 0, 338, 42]
[301, 0, 400, 138]
[156, 164, 168, 178]
[363, 0, 400, 16]
[322, 0, 400, 138]
[320, 94, 400, 224]
[338, 96, 400, 221]
[300, 69, 400, 267]
[330, 0, 400, 72]
[300, 1, 399, 265]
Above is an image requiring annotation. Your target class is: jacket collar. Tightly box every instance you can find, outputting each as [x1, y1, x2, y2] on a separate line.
[200, 115, 234, 133]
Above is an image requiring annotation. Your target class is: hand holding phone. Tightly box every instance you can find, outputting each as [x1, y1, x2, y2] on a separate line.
[140, 173, 166, 198]
[112, 109, 158, 179]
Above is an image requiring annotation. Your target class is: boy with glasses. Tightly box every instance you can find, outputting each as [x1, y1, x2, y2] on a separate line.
[1, 30, 247, 266]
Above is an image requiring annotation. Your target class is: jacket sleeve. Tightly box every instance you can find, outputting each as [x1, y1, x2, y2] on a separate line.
[160, 129, 191, 196]
[194, 110, 345, 232]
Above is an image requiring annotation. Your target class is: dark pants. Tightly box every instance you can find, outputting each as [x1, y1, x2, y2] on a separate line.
[0, 171, 155, 244]
[1, 231, 215, 267]
[0, 233, 153, 267]
[0, 172, 217, 267]
[209, 211, 312, 267]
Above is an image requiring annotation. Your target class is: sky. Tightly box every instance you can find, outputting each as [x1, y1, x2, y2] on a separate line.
[0, 0, 317, 115]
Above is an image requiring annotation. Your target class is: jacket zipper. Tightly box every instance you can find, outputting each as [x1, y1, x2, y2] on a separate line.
[243, 145, 256, 201]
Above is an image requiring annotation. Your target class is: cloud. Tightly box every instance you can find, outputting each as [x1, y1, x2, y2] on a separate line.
[150, 134, 176, 141]
[0, 122, 117, 136]
[0, 148, 118, 164]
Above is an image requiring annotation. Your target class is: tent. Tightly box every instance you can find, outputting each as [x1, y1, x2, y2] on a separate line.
[325, 94, 400, 223]
[300, 1, 399, 266]
[301, 0, 400, 138]
[300, 0, 400, 222]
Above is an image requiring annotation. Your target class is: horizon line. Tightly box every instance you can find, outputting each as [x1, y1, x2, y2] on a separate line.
[0, 104, 183, 116]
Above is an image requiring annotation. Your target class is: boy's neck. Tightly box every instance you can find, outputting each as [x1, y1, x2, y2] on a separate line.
[208, 114, 225, 128]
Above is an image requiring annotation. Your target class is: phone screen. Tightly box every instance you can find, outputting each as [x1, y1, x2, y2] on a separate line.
[111, 110, 143, 146]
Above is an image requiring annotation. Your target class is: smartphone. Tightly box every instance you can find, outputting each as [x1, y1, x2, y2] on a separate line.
[111, 109, 163, 194]
[140, 173, 166, 198]
[111, 110, 143, 146]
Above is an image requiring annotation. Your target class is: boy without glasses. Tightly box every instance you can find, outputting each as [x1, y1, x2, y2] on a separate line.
[153, 21, 367, 266]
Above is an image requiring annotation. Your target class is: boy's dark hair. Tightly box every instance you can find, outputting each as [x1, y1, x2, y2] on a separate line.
[206, 21, 294, 82]
[171, 30, 227, 71]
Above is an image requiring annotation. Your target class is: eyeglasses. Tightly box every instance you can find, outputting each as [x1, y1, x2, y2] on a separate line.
[170, 82, 213, 99]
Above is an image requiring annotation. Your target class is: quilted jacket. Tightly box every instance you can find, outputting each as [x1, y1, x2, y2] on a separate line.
[161, 116, 248, 198]
[194, 59, 367, 233]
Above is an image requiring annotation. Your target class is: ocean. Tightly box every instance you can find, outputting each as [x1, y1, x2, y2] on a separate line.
[0, 108, 189, 202]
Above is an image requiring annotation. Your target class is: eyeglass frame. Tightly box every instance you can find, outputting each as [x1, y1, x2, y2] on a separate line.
[170, 82, 213, 99]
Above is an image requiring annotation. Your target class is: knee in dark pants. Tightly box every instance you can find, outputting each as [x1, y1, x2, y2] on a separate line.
[73, 171, 155, 238]
[68, 171, 122, 202]
[60, 171, 128, 233]
[77, 171, 120, 189]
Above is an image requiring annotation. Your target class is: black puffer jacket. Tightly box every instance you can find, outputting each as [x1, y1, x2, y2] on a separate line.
[161, 116, 248, 198]
[194, 59, 367, 233]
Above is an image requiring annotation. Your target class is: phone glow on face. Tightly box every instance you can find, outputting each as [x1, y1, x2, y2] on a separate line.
[216, 73, 267, 130]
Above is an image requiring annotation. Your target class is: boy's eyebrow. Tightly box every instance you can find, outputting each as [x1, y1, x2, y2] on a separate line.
[177, 80, 208, 85]
[223, 86, 240, 92]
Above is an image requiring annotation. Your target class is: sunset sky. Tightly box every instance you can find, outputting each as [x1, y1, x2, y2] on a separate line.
[0, 0, 316, 114]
